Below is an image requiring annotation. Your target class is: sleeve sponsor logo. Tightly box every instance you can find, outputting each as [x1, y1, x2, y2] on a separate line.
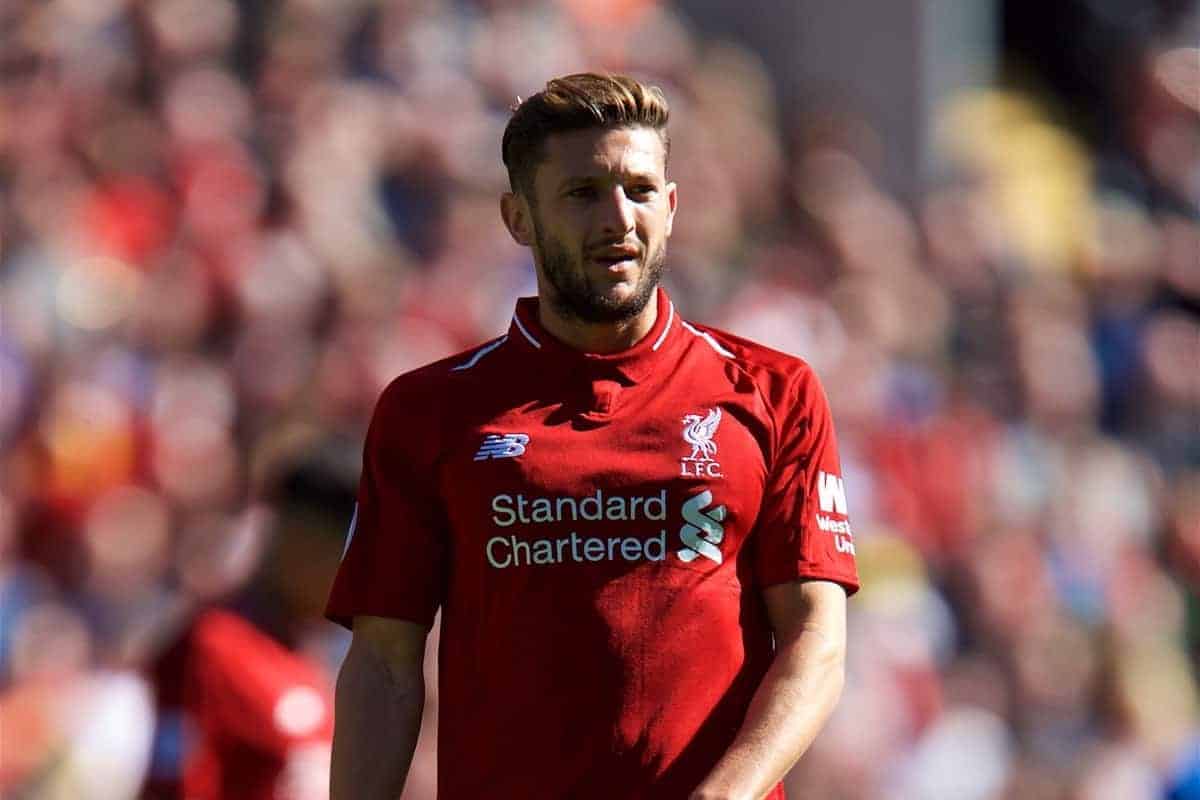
[817, 470, 848, 515]
[815, 470, 855, 555]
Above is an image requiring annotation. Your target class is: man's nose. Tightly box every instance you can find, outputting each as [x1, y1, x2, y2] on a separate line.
[598, 187, 635, 235]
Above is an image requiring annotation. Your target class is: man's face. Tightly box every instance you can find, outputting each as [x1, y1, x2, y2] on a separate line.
[517, 126, 677, 323]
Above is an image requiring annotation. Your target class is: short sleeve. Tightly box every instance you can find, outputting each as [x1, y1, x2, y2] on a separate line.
[325, 383, 448, 629]
[753, 368, 860, 594]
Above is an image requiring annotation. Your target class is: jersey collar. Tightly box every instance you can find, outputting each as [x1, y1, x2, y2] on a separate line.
[507, 287, 683, 385]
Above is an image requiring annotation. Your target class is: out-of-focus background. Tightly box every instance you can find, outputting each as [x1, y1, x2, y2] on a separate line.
[0, 0, 1197, 797]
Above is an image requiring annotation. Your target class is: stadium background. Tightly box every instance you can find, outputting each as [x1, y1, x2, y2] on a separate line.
[0, 0, 1197, 797]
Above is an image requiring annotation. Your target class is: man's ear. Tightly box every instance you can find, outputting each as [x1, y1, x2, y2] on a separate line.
[665, 181, 678, 238]
[501, 192, 534, 247]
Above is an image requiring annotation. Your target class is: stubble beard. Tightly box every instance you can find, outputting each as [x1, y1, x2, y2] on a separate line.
[533, 221, 666, 324]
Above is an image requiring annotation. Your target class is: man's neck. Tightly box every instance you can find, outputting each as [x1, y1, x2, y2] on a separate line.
[537, 290, 659, 354]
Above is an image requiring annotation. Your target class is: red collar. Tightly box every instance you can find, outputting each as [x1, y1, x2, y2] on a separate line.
[507, 288, 684, 385]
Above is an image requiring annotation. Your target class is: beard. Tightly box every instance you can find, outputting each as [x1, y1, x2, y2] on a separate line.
[532, 222, 666, 324]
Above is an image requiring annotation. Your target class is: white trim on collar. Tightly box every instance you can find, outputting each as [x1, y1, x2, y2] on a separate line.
[512, 314, 542, 349]
[681, 321, 734, 358]
[651, 301, 675, 351]
[451, 336, 509, 371]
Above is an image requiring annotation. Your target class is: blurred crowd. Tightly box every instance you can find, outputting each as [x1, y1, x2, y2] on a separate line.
[0, 0, 1197, 798]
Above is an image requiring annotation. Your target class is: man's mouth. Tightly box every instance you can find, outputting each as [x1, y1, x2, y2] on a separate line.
[590, 249, 641, 271]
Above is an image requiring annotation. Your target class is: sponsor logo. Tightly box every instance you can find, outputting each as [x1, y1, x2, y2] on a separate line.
[681, 408, 723, 477]
[486, 531, 667, 568]
[815, 470, 855, 555]
[474, 433, 530, 461]
[491, 490, 667, 527]
[483, 489, 730, 569]
[817, 470, 848, 514]
[815, 515, 853, 536]
[677, 490, 726, 564]
[485, 489, 670, 569]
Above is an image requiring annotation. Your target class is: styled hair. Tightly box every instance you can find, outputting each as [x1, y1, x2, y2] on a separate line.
[501, 72, 671, 200]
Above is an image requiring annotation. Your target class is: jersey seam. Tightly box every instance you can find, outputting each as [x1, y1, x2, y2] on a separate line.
[450, 335, 509, 372]
[685, 321, 791, 475]
[684, 323, 818, 540]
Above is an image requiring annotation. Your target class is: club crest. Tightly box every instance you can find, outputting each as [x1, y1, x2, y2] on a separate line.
[680, 408, 723, 478]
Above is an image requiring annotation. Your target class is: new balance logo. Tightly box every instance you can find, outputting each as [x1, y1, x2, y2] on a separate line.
[474, 433, 530, 460]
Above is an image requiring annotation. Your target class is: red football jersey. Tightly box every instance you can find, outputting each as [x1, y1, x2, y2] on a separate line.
[327, 289, 859, 799]
[144, 610, 334, 800]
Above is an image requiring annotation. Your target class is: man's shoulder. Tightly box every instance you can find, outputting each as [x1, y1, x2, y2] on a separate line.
[375, 335, 512, 407]
[679, 320, 831, 420]
[684, 321, 818, 383]
[366, 335, 513, 457]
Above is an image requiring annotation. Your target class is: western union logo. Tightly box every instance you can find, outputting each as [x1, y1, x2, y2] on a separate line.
[816, 470, 848, 515]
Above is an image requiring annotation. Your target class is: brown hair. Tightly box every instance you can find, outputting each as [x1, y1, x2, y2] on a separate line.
[501, 72, 671, 200]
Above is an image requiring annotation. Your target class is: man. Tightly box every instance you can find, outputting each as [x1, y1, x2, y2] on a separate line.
[327, 73, 859, 800]
[141, 455, 346, 799]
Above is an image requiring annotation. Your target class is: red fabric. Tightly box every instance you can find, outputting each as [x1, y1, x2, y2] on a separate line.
[327, 289, 857, 799]
[146, 610, 333, 800]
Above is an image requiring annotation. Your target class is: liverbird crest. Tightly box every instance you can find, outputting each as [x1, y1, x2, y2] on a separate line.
[682, 408, 722, 462]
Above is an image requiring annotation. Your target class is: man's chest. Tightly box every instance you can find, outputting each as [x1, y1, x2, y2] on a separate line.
[434, 383, 774, 581]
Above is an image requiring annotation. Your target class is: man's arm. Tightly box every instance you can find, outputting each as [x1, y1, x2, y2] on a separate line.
[331, 615, 429, 800]
[692, 579, 848, 800]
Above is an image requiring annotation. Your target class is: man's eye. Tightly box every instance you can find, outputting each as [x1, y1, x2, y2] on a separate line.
[630, 185, 657, 197]
[567, 187, 596, 199]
